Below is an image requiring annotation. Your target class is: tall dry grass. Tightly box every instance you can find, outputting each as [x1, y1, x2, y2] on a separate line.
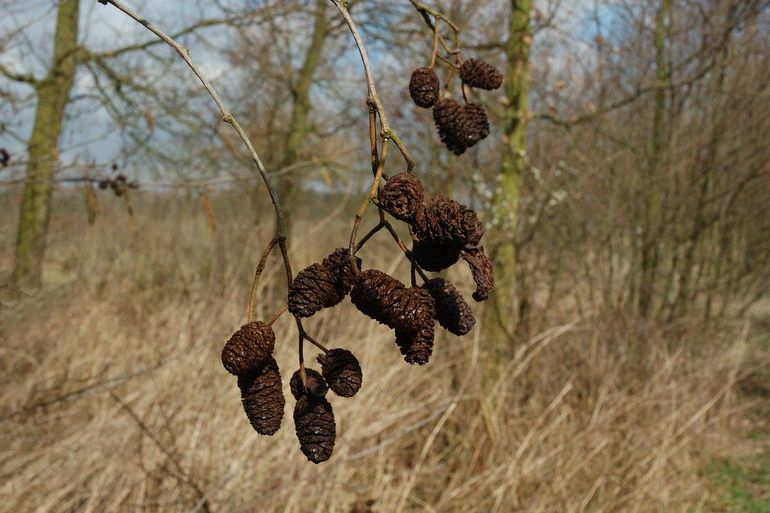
[0, 191, 767, 513]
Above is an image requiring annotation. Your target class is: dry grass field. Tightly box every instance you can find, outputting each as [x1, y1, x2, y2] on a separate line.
[1, 192, 768, 513]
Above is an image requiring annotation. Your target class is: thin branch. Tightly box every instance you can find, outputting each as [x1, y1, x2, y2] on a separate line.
[100, 0, 287, 238]
[100, 0, 299, 347]
[248, 236, 279, 322]
[0, 62, 39, 86]
[329, 0, 414, 171]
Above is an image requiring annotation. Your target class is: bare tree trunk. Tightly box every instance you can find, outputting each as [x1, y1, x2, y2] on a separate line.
[637, 0, 669, 317]
[13, 0, 80, 292]
[275, 0, 329, 235]
[486, 0, 532, 356]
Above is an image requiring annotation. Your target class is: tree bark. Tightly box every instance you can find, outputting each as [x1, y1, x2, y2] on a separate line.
[13, 0, 80, 291]
[275, 0, 329, 235]
[637, 0, 670, 316]
[486, 0, 532, 354]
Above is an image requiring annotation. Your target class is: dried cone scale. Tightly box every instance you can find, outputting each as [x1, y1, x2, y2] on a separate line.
[221, 321, 276, 376]
[461, 246, 494, 302]
[238, 357, 285, 435]
[318, 349, 362, 398]
[294, 395, 336, 463]
[409, 67, 440, 108]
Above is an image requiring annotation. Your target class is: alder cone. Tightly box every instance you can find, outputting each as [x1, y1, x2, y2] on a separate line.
[380, 173, 424, 222]
[294, 395, 336, 463]
[321, 248, 362, 294]
[395, 322, 435, 365]
[349, 269, 403, 327]
[290, 368, 328, 400]
[288, 263, 345, 318]
[350, 270, 435, 331]
[238, 357, 285, 435]
[459, 59, 503, 90]
[318, 348, 362, 398]
[433, 98, 467, 155]
[423, 278, 475, 336]
[221, 321, 276, 376]
[413, 196, 484, 248]
[412, 239, 461, 272]
[460, 102, 490, 147]
[461, 246, 494, 302]
[394, 286, 436, 331]
[409, 67, 440, 108]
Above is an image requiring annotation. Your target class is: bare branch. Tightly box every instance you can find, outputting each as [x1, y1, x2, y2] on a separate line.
[0, 62, 39, 86]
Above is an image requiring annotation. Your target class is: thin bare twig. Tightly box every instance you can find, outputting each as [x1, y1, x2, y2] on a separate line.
[329, 0, 414, 171]
[248, 236, 279, 322]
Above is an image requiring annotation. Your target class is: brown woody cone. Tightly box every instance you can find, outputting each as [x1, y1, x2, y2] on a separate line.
[288, 263, 345, 318]
[461, 246, 494, 302]
[433, 98, 468, 155]
[350, 269, 404, 327]
[412, 239, 461, 272]
[395, 286, 436, 331]
[318, 348, 362, 398]
[221, 321, 276, 376]
[290, 368, 328, 400]
[422, 278, 475, 336]
[460, 102, 490, 147]
[321, 248, 362, 294]
[459, 59, 503, 90]
[350, 270, 435, 331]
[238, 357, 285, 435]
[409, 67, 440, 108]
[380, 173, 424, 222]
[294, 395, 336, 463]
[395, 322, 435, 365]
[413, 196, 484, 248]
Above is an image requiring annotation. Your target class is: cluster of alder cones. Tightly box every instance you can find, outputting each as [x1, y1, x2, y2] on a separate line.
[221, 171, 493, 463]
[97, 173, 138, 197]
[409, 58, 502, 155]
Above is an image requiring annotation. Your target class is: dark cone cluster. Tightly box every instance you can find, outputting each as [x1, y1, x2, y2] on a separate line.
[461, 246, 494, 302]
[380, 173, 424, 222]
[350, 270, 435, 331]
[433, 98, 468, 155]
[423, 278, 475, 336]
[395, 323, 435, 365]
[409, 67, 440, 108]
[294, 395, 336, 463]
[413, 196, 484, 248]
[412, 239, 461, 272]
[288, 249, 361, 318]
[238, 358, 285, 435]
[290, 368, 328, 400]
[460, 59, 503, 90]
[221, 321, 276, 376]
[318, 348, 362, 398]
